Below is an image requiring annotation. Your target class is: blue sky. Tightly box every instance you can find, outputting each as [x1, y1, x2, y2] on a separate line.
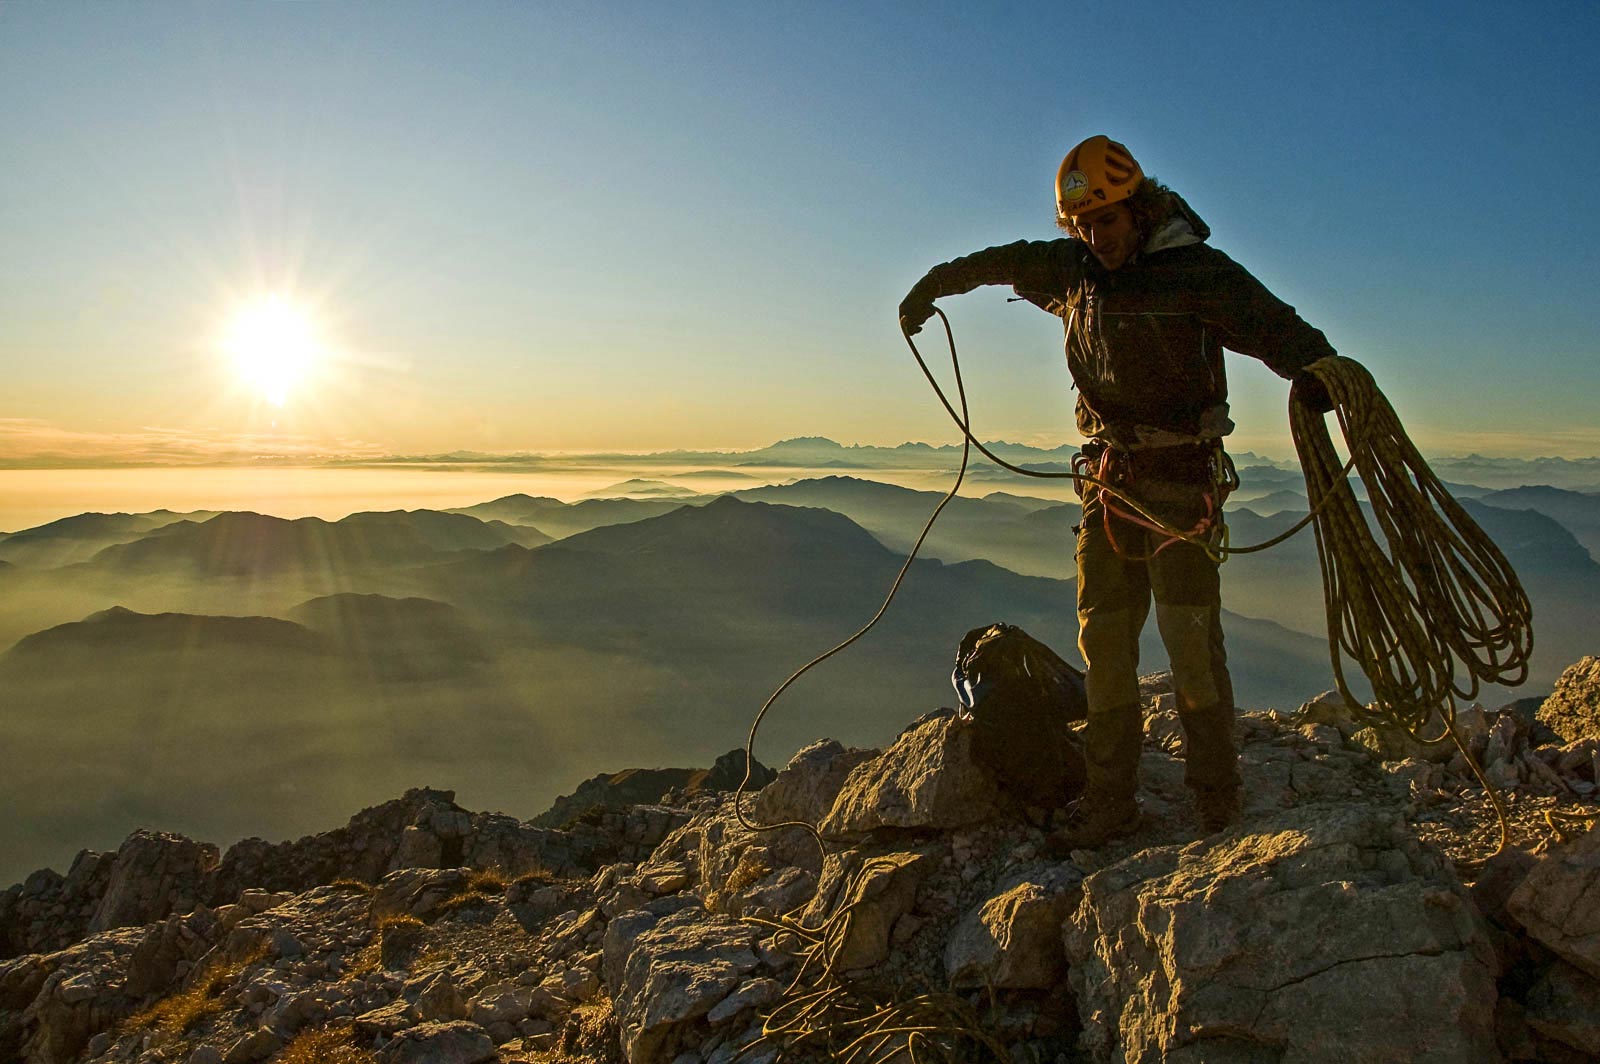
[1, 0, 1597, 460]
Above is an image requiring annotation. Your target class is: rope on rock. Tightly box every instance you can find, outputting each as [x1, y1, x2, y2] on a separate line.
[737, 857, 1011, 1063]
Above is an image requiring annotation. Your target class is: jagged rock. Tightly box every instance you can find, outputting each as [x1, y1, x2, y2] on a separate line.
[802, 849, 933, 971]
[7, 926, 145, 1064]
[601, 897, 698, 998]
[371, 867, 472, 920]
[613, 906, 759, 1064]
[1506, 823, 1600, 977]
[649, 801, 818, 918]
[946, 863, 1083, 990]
[392, 825, 444, 870]
[469, 982, 534, 1025]
[534, 749, 775, 829]
[1296, 689, 1366, 737]
[1064, 804, 1498, 1063]
[1524, 959, 1600, 1057]
[751, 739, 877, 826]
[1540, 656, 1600, 743]
[213, 789, 465, 897]
[221, 1027, 281, 1063]
[125, 906, 220, 996]
[819, 711, 1003, 838]
[636, 860, 693, 896]
[354, 996, 418, 1035]
[89, 830, 218, 934]
[1299, 691, 1488, 765]
[411, 969, 468, 1022]
[377, 1019, 497, 1064]
[705, 977, 781, 1025]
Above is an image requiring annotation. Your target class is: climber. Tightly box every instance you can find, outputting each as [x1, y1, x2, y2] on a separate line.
[899, 135, 1337, 848]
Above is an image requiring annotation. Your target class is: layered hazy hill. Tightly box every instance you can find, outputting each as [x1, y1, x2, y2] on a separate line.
[85, 509, 551, 578]
[446, 495, 695, 538]
[0, 492, 1334, 884]
[1480, 485, 1600, 559]
[0, 510, 221, 568]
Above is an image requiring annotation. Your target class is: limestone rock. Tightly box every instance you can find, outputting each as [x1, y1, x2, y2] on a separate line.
[1506, 822, 1600, 977]
[751, 739, 876, 827]
[613, 906, 759, 1064]
[376, 1020, 496, 1064]
[801, 849, 932, 971]
[601, 897, 699, 1000]
[1539, 656, 1600, 743]
[946, 863, 1083, 990]
[221, 1028, 281, 1063]
[413, 969, 468, 1023]
[370, 867, 472, 921]
[819, 712, 1002, 838]
[534, 749, 774, 829]
[89, 830, 218, 934]
[1524, 959, 1600, 1057]
[468, 982, 532, 1026]
[1064, 804, 1498, 1063]
[6, 926, 144, 1063]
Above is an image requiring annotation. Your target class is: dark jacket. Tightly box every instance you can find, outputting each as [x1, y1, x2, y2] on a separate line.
[912, 205, 1335, 445]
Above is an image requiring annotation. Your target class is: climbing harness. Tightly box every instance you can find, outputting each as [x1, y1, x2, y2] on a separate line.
[1076, 441, 1238, 562]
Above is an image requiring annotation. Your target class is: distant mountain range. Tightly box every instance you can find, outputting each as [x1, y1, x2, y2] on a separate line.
[340, 437, 1600, 491]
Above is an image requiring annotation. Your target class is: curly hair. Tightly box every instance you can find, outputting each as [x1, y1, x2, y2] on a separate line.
[1056, 175, 1176, 239]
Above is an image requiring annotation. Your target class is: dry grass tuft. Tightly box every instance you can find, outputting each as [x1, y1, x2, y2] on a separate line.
[277, 1022, 379, 1064]
[510, 865, 559, 890]
[437, 867, 512, 915]
[121, 943, 270, 1036]
[373, 913, 424, 933]
[329, 878, 375, 895]
[724, 853, 771, 896]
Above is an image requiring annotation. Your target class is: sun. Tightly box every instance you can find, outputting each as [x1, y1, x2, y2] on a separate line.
[223, 295, 320, 406]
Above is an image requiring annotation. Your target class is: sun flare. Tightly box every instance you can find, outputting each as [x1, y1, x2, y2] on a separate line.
[223, 295, 319, 406]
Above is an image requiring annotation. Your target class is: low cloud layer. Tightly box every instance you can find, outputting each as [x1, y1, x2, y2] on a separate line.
[0, 419, 387, 467]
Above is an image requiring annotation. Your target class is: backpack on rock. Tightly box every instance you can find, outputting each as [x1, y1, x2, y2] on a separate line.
[951, 623, 1088, 813]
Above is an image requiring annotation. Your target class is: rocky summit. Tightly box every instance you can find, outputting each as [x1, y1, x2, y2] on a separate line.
[3, 672, 1600, 1064]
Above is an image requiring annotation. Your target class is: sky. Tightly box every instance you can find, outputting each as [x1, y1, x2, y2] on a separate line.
[2, 0, 1598, 465]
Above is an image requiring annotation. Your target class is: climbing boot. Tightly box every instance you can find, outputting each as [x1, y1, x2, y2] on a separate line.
[1048, 797, 1140, 852]
[1194, 786, 1241, 833]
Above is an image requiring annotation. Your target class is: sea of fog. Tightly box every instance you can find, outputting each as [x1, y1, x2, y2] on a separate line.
[0, 464, 1083, 532]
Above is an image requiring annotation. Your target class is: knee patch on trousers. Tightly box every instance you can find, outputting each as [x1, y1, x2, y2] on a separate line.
[1155, 602, 1222, 710]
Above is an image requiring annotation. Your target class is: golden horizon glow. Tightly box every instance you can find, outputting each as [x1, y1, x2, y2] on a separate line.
[222, 295, 320, 407]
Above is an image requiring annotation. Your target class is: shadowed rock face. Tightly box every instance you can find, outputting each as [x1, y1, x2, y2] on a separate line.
[533, 749, 775, 829]
[4, 687, 1600, 1064]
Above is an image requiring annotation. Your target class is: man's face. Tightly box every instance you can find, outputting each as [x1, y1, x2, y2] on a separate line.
[1069, 203, 1140, 271]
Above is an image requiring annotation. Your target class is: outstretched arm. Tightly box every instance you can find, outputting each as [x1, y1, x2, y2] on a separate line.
[899, 239, 1084, 334]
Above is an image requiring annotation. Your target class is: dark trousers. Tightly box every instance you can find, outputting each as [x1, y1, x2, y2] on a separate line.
[1076, 479, 1240, 799]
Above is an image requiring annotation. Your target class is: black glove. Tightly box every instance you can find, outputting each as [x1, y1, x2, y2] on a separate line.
[1291, 371, 1334, 414]
[898, 274, 941, 336]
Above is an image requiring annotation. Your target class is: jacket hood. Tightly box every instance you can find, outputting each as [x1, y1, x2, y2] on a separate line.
[1142, 191, 1211, 254]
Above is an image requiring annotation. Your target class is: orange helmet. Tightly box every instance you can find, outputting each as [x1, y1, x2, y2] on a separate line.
[1055, 135, 1144, 220]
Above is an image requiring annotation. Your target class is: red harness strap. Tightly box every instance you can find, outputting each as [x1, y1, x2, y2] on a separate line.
[1075, 444, 1232, 562]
